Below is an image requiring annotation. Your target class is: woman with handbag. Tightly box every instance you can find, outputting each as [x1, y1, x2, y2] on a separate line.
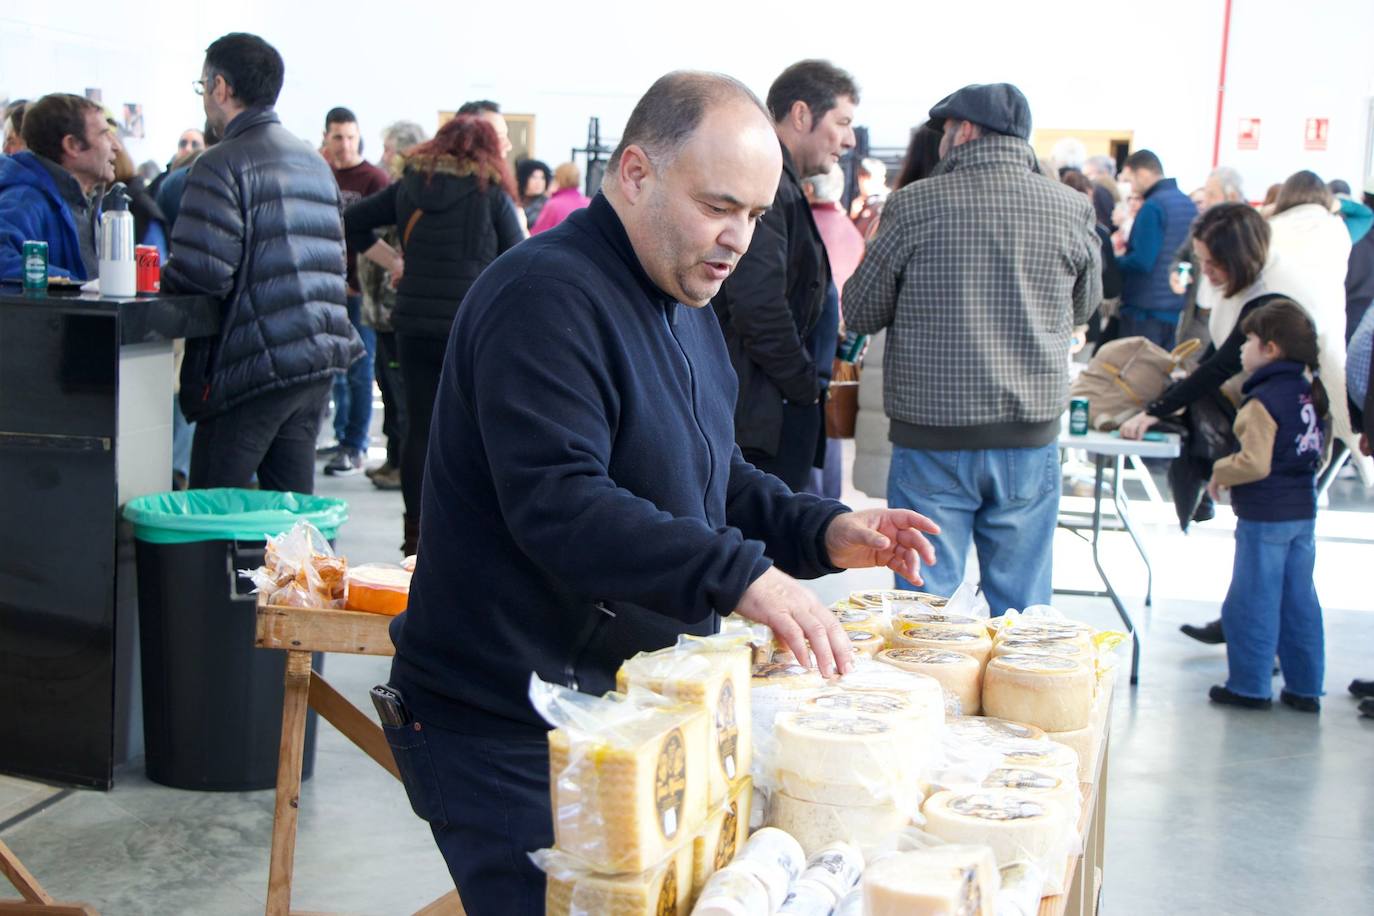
[346, 115, 524, 554]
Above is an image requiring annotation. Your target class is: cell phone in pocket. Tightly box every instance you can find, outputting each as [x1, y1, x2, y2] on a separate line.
[370, 684, 410, 728]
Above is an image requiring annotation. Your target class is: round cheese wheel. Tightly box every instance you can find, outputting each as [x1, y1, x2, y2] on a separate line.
[890, 626, 992, 668]
[982, 654, 1094, 732]
[990, 637, 1090, 662]
[981, 766, 1079, 818]
[892, 611, 987, 639]
[922, 789, 1068, 867]
[751, 662, 825, 743]
[995, 621, 1094, 652]
[834, 607, 877, 629]
[833, 664, 948, 731]
[876, 648, 981, 716]
[997, 740, 1079, 788]
[946, 715, 1046, 743]
[842, 629, 885, 659]
[767, 791, 914, 859]
[773, 710, 920, 806]
[849, 589, 948, 610]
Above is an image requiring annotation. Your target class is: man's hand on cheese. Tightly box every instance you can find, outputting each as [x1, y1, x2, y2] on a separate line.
[735, 567, 852, 678]
[823, 508, 940, 586]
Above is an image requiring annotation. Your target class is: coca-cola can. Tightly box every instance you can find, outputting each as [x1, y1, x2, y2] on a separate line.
[135, 245, 161, 293]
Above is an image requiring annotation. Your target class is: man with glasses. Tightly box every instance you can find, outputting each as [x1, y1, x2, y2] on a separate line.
[161, 32, 361, 494]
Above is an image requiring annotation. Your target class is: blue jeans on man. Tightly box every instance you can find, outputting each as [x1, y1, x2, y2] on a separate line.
[331, 293, 376, 452]
[1220, 518, 1324, 699]
[887, 443, 1061, 616]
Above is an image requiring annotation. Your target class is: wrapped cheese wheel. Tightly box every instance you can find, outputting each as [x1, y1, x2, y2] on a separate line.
[997, 740, 1079, 789]
[922, 789, 1068, 868]
[343, 564, 411, 616]
[849, 589, 949, 610]
[877, 648, 982, 715]
[947, 715, 1046, 743]
[990, 637, 1090, 661]
[892, 611, 988, 639]
[773, 710, 919, 807]
[861, 845, 998, 916]
[750, 661, 825, 741]
[842, 628, 885, 659]
[982, 654, 1095, 732]
[890, 625, 993, 668]
[981, 766, 1080, 818]
[767, 791, 914, 858]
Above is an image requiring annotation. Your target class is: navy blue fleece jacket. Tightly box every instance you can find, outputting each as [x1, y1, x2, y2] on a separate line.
[390, 192, 848, 734]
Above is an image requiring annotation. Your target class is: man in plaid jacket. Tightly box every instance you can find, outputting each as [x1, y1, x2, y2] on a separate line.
[843, 83, 1100, 616]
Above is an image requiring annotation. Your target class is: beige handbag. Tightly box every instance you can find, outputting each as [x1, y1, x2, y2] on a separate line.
[1070, 337, 1202, 430]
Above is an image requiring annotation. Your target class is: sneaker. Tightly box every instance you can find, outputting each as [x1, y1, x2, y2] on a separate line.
[1278, 690, 1320, 713]
[316, 441, 344, 459]
[370, 466, 402, 490]
[1359, 698, 1374, 719]
[364, 460, 394, 481]
[1180, 619, 1225, 645]
[323, 447, 364, 476]
[1208, 685, 1271, 709]
[1348, 679, 1374, 699]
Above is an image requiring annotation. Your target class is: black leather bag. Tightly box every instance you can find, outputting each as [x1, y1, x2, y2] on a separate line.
[1165, 389, 1238, 531]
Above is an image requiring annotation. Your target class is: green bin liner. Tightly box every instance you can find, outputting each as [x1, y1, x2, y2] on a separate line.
[122, 488, 348, 544]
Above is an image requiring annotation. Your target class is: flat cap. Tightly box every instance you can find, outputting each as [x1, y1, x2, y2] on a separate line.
[928, 82, 1032, 141]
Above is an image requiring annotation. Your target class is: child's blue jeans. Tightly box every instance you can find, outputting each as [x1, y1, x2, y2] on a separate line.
[1220, 517, 1324, 699]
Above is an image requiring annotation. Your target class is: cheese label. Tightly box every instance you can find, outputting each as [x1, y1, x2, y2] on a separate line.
[1007, 625, 1083, 640]
[998, 638, 1077, 656]
[794, 713, 890, 736]
[835, 608, 873, 625]
[753, 661, 813, 680]
[986, 767, 1059, 790]
[950, 793, 1047, 821]
[716, 679, 739, 780]
[810, 691, 909, 716]
[885, 648, 967, 665]
[1003, 746, 1068, 768]
[900, 625, 979, 643]
[995, 654, 1079, 672]
[846, 629, 880, 643]
[654, 729, 687, 840]
[715, 800, 740, 870]
[960, 867, 982, 914]
[897, 612, 979, 627]
[656, 858, 678, 916]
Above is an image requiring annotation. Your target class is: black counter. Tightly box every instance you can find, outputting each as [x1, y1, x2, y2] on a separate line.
[0, 288, 218, 788]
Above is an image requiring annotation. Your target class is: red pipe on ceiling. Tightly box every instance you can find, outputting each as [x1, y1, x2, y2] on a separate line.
[1211, 0, 1234, 169]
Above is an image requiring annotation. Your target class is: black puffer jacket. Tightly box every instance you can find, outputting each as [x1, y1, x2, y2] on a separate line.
[345, 155, 523, 340]
[163, 107, 361, 421]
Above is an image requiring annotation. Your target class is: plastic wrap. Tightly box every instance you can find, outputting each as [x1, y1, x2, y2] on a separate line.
[534, 842, 694, 916]
[946, 716, 1047, 744]
[770, 709, 926, 809]
[833, 887, 864, 916]
[995, 860, 1048, 916]
[617, 634, 753, 806]
[242, 520, 345, 608]
[861, 843, 1000, 916]
[692, 776, 753, 889]
[748, 661, 826, 790]
[921, 789, 1077, 895]
[530, 674, 710, 874]
[776, 879, 837, 915]
[692, 864, 773, 915]
[766, 791, 916, 860]
[876, 647, 982, 716]
[798, 841, 864, 899]
[981, 654, 1096, 733]
[343, 563, 411, 616]
[731, 827, 806, 911]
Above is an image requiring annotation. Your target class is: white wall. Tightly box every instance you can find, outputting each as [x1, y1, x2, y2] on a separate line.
[3, 1, 1371, 197]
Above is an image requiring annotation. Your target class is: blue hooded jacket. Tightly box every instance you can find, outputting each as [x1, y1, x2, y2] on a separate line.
[0, 151, 88, 281]
[1118, 177, 1196, 318]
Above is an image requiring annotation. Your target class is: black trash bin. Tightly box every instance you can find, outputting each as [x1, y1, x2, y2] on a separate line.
[123, 489, 349, 791]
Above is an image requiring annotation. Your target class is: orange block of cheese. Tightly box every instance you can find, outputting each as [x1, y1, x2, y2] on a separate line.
[345, 564, 411, 616]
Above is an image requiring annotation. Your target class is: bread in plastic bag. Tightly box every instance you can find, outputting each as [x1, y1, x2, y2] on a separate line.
[242, 520, 345, 608]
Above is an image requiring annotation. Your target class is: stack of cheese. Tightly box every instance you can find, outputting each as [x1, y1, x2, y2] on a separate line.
[692, 827, 806, 914]
[861, 844, 999, 915]
[616, 639, 757, 898]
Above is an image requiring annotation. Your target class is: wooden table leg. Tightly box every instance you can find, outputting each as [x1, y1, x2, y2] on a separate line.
[0, 841, 53, 906]
[265, 650, 312, 916]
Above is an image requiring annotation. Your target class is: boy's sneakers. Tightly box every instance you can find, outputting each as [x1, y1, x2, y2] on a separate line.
[1181, 619, 1225, 645]
[323, 447, 364, 476]
[1348, 679, 1374, 699]
[1208, 685, 1271, 709]
[1278, 690, 1320, 713]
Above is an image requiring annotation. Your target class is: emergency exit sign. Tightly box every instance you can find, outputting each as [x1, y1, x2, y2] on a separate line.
[1304, 118, 1329, 151]
[1237, 118, 1260, 150]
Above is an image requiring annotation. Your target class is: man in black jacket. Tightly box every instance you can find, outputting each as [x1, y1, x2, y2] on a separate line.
[163, 33, 361, 493]
[712, 60, 859, 491]
[385, 71, 938, 915]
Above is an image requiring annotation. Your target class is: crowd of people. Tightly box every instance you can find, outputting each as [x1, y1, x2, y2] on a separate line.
[2, 30, 1372, 913]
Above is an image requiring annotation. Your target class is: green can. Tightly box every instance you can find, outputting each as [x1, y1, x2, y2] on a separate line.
[22, 240, 48, 293]
[1069, 397, 1090, 435]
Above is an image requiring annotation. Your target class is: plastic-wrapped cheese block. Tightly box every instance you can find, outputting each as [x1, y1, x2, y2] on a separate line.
[798, 841, 864, 899]
[693, 777, 753, 889]
[877, 648, 982, 715]
[773, 710, 919, 806]
[731, 827, 806, 912]
[691, 864, 773, 916]
[766, 791, 914, 858]
[544, 839, 695, 916]
[892, 611, 988, 639]
[617, 642, 752, 807]
[547, 702, 710, 873]
[981, 766, 1080, 818]
[982, 654, 1095, 732]
[996, 740, 1079, 792]
[861, 845, 998, 916]
[946, 715, 1046, 743]
[923, 789, 1068, 868]
[890, 625, 993, 668]
[343, 564, 411, 616]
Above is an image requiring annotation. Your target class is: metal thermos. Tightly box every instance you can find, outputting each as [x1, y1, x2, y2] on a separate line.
[99, 182, 137, 297]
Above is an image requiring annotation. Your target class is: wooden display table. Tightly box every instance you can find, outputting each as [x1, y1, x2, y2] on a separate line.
[254, 603, 464, 916]
[1039, 686, 1114, 916]
[0, 841, 97, 915]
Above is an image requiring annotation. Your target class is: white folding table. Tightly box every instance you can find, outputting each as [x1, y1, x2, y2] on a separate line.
[1056, 428, 1180, 684]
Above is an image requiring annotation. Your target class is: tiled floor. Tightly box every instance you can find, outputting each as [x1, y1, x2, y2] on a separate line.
[3, 437, 1371, 915]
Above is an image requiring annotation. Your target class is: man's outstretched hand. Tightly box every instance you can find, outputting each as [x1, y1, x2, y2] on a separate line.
[734, 567, 853, 677]
[823, 508, 940, 586]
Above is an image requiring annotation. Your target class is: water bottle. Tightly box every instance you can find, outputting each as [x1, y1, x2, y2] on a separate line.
[99, 183, 137, 297]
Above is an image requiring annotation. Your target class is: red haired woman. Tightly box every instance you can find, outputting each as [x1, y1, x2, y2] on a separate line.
[346, 114, 523, 553]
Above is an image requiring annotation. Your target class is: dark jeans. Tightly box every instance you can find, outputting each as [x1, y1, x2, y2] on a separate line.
[1119, 309, 1178, 350]
[189, 379, 332, 493]
[332, 294, 376, 451]
[383, 709, 551, 916]
[742, 400, 824, 492]
[396, 334, 447, 518]
[375, 330, 406, 467]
